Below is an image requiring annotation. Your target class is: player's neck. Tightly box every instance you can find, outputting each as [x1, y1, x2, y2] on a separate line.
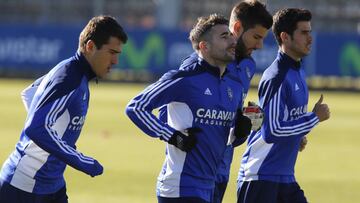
[280, 47, 301, 62]
[199, 53, 227, 77]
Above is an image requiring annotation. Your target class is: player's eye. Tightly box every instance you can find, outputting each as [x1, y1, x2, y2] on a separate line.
[254, 35, 261, 40]
[220, 32, 231, 39]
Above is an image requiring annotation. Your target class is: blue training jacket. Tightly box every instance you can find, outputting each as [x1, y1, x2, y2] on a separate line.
[0, 52, 102, 194]
[216, 57, 256, 184]
[238, 51, 319, 184]
[157, 53, 255, 184]
[126, 55, 243, 202]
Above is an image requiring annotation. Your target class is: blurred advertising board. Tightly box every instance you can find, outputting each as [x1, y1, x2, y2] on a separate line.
[0, 24, 359, 90]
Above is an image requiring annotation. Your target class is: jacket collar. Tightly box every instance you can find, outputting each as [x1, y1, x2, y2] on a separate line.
[75, 51, 96, 81]
[278, 51, 302, 70]
[198, 56, 229, 78]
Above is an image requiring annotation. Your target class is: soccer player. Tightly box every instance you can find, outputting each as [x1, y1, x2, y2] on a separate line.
[157, 2, 272, 202]
[126, 14, 247, 203]
[237, 8, 330, 203]
[213, 1, 273, 202]
[0, 16, 127, 203]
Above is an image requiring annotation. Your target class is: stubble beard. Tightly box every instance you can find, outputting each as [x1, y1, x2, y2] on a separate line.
[235, 35, 250, 62]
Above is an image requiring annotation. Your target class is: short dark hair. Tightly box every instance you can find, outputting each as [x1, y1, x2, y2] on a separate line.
[272, 8, 312, 45]
[189, 14, 229, 50]
[79, 15, 128, 52]
[230, 0, 273, 31]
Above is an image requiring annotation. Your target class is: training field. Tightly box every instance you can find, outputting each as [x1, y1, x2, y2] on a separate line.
[0, 78, 359, 203]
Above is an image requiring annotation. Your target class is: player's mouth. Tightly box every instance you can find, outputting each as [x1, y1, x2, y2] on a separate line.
[228, 47, 236, 56]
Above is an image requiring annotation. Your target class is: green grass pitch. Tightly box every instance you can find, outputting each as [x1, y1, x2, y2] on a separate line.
[0, 78, 359, 203]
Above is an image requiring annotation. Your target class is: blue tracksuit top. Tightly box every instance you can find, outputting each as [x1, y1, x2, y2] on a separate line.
[126, 55, 243, 201]
[238, 51, 319, 183]
[0, 52, 101, 194]
[158, 52, 256, 184]
[215, 57, 256, 183]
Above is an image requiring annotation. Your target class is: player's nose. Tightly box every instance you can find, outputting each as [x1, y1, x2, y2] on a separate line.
[112, 55, 119, 65]
[256, 40, 264, 49]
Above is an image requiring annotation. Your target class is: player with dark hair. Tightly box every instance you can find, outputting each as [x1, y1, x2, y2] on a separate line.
[212, 1, 273, 202]
[126, 14, 247, 203]
[0, 15, 127, 203]
[237, 8, 330, 203]
[157, 2, 273, 202]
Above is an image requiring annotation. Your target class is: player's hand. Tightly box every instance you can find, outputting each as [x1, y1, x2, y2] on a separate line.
[243, 102, 264, 131]
[312, 94, 330, 122]
[88, 160, 104, 177]
[299, 136, 308, 152]
[234, 109, 252, 139]
[168, 127, 199, 152]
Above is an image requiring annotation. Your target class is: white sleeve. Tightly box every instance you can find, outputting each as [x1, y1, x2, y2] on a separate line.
[21, 85, 38, 111]
[21, 76, 44, 111]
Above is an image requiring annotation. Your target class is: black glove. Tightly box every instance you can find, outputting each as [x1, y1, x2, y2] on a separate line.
[234, 110, 252, 139]
[168, 128, 199, 152]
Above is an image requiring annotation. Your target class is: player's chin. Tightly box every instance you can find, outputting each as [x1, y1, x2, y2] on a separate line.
[303, 49, 311, 56]
[228, 53, 235, 61]
[226, 50, 235, 59]
[247, 49, 253, 56]
[97, 71, 109, 78]
[105, 67, 113, 74]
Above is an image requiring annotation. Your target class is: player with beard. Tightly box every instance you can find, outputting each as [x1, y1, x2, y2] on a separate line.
[157, 2, 273, 202]
[126, 14, 245, 203]
[212, 1, 273, 202]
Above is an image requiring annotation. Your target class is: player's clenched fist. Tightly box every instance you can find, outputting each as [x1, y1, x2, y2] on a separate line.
[312, 94, 330, 122]
[168, 127, 199, 152]
[234, 109, 252, 139]
[89, 160, 104, 177]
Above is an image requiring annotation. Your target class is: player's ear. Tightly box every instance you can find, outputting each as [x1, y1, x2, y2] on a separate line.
[233, 20, 243, 36]
[198, 41, 208, 51]
[85, 40, 96, 53]
[280, 32, 289, 44]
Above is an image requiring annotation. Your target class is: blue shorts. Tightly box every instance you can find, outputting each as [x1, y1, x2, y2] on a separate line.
[212, 181, 228, 203]
[0, 181, 68, 203]
[237, 180, 307, 203]
[158, 196, 209, 203]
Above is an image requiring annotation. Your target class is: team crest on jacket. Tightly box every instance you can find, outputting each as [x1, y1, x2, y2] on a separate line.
[227, 87, 233, 101]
